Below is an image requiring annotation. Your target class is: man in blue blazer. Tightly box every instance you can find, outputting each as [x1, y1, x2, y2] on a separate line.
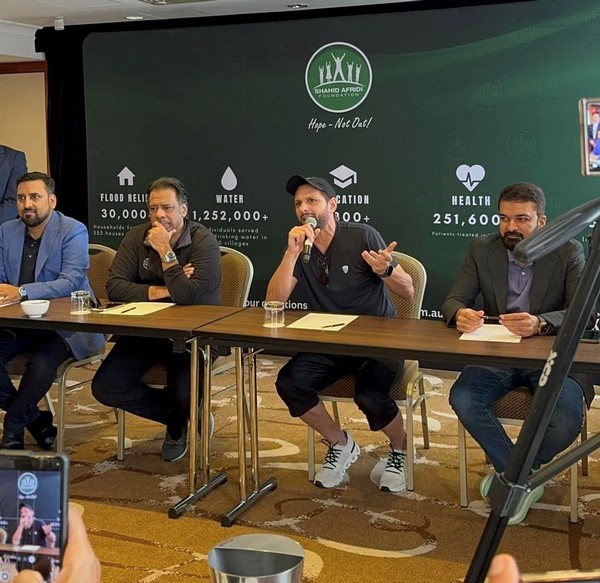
[0, 144, 27, 224]
[0, 172, 104, 450]
[442, 182, 593, 525]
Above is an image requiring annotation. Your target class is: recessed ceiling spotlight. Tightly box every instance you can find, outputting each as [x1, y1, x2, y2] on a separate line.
[125, 15, 145, 20]
[287, 3, 310, 8]
[139, 0, 167, 5]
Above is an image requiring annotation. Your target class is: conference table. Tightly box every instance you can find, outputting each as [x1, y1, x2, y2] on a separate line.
[0, 298, 245, 519]
[0, 543, 60, 558]
[196, 308, 600, 526]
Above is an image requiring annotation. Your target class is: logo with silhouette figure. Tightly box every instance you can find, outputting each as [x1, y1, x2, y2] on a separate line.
[305, 42, 372, 113]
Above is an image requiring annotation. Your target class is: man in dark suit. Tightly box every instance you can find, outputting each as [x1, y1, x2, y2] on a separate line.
[442, 182, 592, 524]
[0, 172, 104, 450]
[0, 145, 27, 224]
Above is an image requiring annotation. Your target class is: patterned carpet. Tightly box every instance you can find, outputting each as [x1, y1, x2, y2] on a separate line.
[13, 356, 600, 582]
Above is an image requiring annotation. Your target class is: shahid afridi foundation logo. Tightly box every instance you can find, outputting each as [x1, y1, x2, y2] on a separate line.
[305, 42, 372, 113]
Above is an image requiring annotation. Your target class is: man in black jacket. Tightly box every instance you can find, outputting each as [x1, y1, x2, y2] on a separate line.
[92, 177, 221, 461]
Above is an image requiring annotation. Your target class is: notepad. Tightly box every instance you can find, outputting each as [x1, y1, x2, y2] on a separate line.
[101, 302, 175, 316]
[460, 324, 521, 343]
[287, 313, 358, 331]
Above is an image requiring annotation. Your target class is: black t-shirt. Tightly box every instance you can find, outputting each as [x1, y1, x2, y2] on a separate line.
[293, 222, 395, 317]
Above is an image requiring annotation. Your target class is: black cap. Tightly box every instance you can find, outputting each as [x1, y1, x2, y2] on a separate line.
[286, 175, 336, 199]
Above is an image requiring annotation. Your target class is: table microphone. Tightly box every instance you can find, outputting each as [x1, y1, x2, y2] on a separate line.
[302, 217, 317, 264]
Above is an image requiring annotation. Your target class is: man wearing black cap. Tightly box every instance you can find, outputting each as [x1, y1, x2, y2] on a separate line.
[267, 175, 414, 491]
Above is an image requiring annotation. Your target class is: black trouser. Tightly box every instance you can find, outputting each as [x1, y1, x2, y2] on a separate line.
[275, 352, 402, 431]
[0, 329, 71, 434]
[92, 336, 201, 437]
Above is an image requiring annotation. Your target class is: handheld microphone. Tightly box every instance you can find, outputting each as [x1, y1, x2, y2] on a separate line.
[302, 217, 317, 264]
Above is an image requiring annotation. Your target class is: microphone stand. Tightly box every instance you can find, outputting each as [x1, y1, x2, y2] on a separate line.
[465, 199, 600, 583]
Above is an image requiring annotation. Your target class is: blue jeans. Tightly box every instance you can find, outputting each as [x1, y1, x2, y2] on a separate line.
[449, 366, 584, 472]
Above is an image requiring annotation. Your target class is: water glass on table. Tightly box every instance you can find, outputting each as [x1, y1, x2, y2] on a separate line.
[70, 290, 91, 315]
[263, 301, 285, 328]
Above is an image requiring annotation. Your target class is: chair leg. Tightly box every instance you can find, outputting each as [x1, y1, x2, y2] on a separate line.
[417, 376, 430, 449]
[308, 426, 316, 482]
[44, 392, 56, 417]
[56, 376, 66, 453]
[117, 409, 125, 461]
[406, 398, 414, 491]
[458, 420, 469, 507]
[581, 409, 589, 476]
[331, 402, 341, 427]
[570, 455, 578, 523]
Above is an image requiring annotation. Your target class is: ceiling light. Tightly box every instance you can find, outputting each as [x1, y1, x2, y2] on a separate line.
[287, 3, 310, 8]
[139, 0, 168, 5]
[125, 15, 145, 20]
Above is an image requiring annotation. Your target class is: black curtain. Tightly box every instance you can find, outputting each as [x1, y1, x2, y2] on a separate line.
[36, 27, 90, 224]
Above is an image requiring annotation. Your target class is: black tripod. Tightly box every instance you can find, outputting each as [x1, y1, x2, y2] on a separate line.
[465, 198, 600, 583]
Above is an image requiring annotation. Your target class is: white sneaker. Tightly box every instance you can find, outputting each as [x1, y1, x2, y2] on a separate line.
[379, 448, 407, 492]
[480, 471, 495, 501]
[314, 431, 360, 488]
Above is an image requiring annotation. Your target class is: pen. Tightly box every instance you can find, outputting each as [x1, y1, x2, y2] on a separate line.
[483, 316, 500, 323]
[322, 322, 345, 329]
[121, 307, 136, 314]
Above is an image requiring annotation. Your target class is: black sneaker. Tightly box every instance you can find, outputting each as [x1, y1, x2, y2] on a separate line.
[0, 431, 25, 450]
[27, 411, 57, 451]
[162, 426, 188, 462]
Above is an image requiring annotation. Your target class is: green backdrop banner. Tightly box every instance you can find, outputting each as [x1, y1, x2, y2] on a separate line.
[84, 0, 600, 315]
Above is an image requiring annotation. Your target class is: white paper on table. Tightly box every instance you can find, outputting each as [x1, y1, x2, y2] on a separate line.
[286, 313, 358, 331]
[20, 545, 40, 551]
[460, 323, 521, 343]
[101, 302, 175, 316]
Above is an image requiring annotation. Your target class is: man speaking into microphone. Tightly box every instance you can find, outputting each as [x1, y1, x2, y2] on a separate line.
[267, 175, 414, 492]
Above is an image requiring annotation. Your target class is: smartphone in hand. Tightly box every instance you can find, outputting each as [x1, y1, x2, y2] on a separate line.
[0, 451, 69, 581]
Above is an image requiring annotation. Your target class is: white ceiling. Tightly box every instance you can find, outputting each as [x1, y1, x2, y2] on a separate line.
[0, 0, 419, 62]
[0, 0, 417, 28]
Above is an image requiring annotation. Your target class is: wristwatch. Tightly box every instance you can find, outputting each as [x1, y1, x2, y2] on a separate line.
[18, 286, 28, 301]
[162, 251, 177, 263]
[379, 264, 394, 278]
[537, 316, 550, 335]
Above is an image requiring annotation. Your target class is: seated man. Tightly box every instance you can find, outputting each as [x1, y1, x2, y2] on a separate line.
[268, 175, 414, 491]
[92, 177, 221, 462]
[12, 503, 55, 547]
[443, 182, 594, 524]
[12, 503, 55, 576]
[0, 172, 104, 450]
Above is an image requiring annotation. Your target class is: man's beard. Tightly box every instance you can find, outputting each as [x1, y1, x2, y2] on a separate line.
[21, 211, 49, 228]
[501, 231, 524, 251]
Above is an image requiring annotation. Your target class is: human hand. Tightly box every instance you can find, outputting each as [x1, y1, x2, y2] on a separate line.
[361, 241, 397, 276]
[286, 223, 319, 256]
[145, 221, 176, 254]
[182, 263, 194, 278]
[487, 553, 520, 583]
[41, 524, 52, 536]
[0, 284, 20, 304]
[499, 312, 538, 337]
[456, 308, 485, 333]
[13, 505, 100, 583]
